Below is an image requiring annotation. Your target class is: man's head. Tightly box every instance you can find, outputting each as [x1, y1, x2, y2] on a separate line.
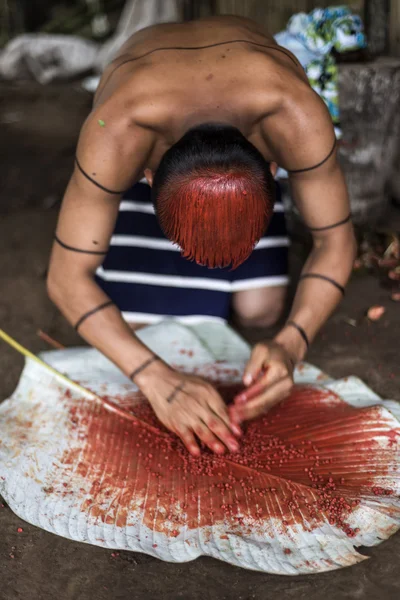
[148, 123, 276, 269]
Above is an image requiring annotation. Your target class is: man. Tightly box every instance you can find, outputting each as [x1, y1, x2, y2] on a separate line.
[48, 15, 356, 456]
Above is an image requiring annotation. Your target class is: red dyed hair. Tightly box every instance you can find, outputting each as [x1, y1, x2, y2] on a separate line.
[156, 167, 274, 269]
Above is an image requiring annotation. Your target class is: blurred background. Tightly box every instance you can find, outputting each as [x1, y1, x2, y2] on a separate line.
[0, 1, 393, 48]
[1, 1, 398, 51]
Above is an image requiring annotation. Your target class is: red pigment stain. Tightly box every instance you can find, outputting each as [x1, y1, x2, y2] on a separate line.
[178, 350, 194, 358]
[372, 487, 394, 496]
[57, 384, 399, 540]
[383, 429, 400, 447]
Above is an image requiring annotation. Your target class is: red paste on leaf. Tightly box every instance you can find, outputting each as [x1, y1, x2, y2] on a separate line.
[58, 384, 399, 539]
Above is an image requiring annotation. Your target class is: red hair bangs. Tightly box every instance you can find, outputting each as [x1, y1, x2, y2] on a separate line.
[156, 169, 274, 269]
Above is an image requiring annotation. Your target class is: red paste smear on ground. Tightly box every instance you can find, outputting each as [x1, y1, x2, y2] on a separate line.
[59, 384, 400, 539]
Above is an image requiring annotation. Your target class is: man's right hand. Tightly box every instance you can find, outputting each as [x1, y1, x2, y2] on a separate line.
[136, 362, 242, 457]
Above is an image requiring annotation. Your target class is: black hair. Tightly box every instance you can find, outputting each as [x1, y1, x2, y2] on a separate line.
[151, 123, 276, 207]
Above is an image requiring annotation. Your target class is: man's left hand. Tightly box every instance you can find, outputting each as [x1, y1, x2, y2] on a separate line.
[230, 341, 295, 422]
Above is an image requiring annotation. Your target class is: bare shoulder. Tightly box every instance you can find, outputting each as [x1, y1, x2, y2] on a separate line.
[75, 101, 155, 193]
[262, 81, 336, 172]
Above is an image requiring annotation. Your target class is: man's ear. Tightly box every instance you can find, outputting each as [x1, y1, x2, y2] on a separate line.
[144, 168, 154, 187]
[269, 161, 278, 178]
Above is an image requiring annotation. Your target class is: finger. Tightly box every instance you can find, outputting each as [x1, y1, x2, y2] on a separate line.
[195, 403, 240, 452]
[237, 377, 293, 422]
[176, 427, 201, 457]
[229, 404, 242, 426]
[193, 422, 226, 455]
[238, 378, 292, 421]
[236, 361, 289, 404]
[230, 422, 243, 437]
[243, 344, 269, 386]
[233, 380, 265, 405]
[205, 416, 240, 452]
[206, 388, 242, 436]
[223, 402, 243, 435]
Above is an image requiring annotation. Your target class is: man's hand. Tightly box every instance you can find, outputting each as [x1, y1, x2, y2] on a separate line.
[230, 341, 295, 423]
[136, 363, 242, 456]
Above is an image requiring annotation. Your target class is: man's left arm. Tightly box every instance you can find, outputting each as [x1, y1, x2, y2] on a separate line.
[232, 98, 357, 421]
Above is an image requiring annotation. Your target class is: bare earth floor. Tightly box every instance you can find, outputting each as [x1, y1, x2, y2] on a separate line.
[0, 83, 399, 600]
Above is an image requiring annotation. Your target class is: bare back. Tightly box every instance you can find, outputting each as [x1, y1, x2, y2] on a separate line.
[89, 16, 314, 173]
[57, 14, 345, 271]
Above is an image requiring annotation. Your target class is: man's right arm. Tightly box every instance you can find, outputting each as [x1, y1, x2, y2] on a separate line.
[47, 111, 155, 377]
[47, 112, 240, 455]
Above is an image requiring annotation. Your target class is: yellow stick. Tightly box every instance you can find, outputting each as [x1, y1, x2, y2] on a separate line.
[0, 328, 166, 435]
[0, 328, 97, 400]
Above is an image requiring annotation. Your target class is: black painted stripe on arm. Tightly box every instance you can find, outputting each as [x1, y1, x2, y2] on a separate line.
[307, 214, 351, 232]
[299, 273, 345, 295]
[75, 157, 126, 195]
[288, 138, 337, 174]
[129, 355, 161, 381]
[286, 320, 310, 349]
[54, 234, 108, 255]
[74, 300, 114, 331]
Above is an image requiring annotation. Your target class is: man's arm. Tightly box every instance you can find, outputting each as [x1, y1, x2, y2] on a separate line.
[275, 143, 356, 361]
[48, 109, 154, 375]
[48, 111, 240, 454]
[233, 90, 356, 420]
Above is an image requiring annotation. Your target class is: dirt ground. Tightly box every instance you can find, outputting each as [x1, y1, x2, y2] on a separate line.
[0, 83, 399, 600]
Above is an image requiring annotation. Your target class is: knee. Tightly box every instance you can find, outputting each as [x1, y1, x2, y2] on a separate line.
[233, 292, 286, 329]
[236, 305, 284, 329]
